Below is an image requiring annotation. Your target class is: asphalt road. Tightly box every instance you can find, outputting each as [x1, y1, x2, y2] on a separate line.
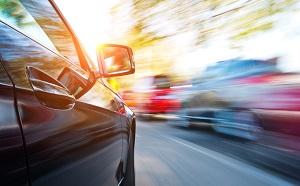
[134, 117, 299, 186]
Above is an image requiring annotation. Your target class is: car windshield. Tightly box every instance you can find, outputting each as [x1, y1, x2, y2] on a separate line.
[192, 59, 280, 86]
[204, 62, 231, 78]
[0, 0, 97, 72]
[192, 61, 231, 85]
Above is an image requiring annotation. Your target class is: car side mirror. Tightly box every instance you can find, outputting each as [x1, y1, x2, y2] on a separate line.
[96, 44, 135, 78]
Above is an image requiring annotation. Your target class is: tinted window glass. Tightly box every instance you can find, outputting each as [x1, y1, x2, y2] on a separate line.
[0, 0, 85, 69]
[254, 60, 279, 73]
[206, 62, 230, 77]
[0, 0, 57, 51]
[154, 76, 170, 89]
[228, 60, 254, 74]
[0, 21, 71, 88]
[192, 61, 231, 85]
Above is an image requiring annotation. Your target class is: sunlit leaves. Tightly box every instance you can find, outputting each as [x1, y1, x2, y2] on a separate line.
[111, 0, 298, 48]
[0, 0, 27, 25]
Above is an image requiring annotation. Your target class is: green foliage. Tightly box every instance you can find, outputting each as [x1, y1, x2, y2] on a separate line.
[127, 22, 167, 49]
[111, 0, 298, 48]
[0, 0, 27, 25]
[230, 22, 274, 41]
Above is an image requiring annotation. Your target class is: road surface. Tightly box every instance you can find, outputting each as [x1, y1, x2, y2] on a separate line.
[134, 117, 299, 186]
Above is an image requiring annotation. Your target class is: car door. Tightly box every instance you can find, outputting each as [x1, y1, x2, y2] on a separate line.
[0, 61, 29, 186]
[0, 16, 123, 186]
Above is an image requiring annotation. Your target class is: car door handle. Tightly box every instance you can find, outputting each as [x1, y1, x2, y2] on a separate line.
[26, 66, 75, 110]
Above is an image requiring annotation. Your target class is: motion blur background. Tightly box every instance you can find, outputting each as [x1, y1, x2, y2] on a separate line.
[1, 0, 300, 184]
[59, 0, 300, 90]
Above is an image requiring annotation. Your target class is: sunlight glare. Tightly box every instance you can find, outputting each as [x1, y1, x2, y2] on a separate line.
[55, 0, 120, 62]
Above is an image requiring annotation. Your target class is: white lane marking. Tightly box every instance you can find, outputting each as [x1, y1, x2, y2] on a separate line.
[165, 136, 294, 186]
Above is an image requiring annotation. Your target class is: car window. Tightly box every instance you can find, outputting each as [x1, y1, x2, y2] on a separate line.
[254, 60, 279, 74]
[1, 19, 121, 114]
[227, 60, 254, 75]
[0, 0, 57, 51]
[192, 61, 231, 85]
[0, 20, 84, 87]
[154, 76, 170, 89]
[0, 0, 93, 71]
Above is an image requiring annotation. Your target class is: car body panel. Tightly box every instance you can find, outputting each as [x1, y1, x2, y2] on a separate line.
[0, 64, 29, 186]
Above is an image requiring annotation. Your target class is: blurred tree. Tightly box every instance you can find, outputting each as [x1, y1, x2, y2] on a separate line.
[110, 0, 298, 48]
[126, 23, 167, 49]
[109, 1, 167, 50]
[0, 0, 27, 25]
[108, 0, 299, 88]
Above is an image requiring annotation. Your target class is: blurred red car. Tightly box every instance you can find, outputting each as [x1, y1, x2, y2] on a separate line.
[120, 90, 137, 108]
[125, 75, 183, 118]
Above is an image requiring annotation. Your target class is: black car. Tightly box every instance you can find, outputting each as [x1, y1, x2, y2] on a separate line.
[0, 0, 136, 185]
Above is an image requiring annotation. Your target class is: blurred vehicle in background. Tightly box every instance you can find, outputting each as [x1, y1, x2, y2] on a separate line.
[170, 59, 280, 128]
[120, 89, 137, 108]
[125, 75, 183, 119]
[171, 58, 300, 175]
[169, 58, 300, 177]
